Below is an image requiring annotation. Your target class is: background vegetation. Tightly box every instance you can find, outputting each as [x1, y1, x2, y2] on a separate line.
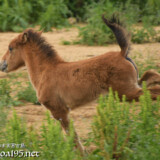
[0, 0, 160, 44]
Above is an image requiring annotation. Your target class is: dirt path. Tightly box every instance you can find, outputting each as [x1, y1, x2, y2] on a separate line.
[0, 27, 160, 141]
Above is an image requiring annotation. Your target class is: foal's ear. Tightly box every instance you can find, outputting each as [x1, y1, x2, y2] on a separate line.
[21, 32, 28, 44]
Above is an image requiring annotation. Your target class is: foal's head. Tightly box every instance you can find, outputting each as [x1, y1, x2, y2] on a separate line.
[0, 29, 42, 73]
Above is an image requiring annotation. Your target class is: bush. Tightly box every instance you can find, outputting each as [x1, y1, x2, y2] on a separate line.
[142, 0, 160, 25]
[64, 0, 100, 21]
[0, 79, 18, 140]
[132, 27, 158, 43]
[74, 1, 116, 46]
[38, 0, 71, 31]
[1, 111, 80, 160]
[16, 82, 38, 104]
[74, 0, 160, 46]
[0, 79, 19, 106]
[0, 0, 71, 32]
[0, 0, 31, 32]
[90, 84, 160, 160]
[0, 0, 160, 32]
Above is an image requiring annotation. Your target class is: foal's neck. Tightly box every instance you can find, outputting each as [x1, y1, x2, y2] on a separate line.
[23, 45, 63, 90]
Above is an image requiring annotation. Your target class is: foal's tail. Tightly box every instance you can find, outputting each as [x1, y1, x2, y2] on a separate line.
[102, 14, 131, 57]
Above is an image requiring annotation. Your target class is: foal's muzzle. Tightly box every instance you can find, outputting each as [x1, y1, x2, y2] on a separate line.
[0, 60, 8, 72]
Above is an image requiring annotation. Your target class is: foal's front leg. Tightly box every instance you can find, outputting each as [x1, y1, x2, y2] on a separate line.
[50, 109, 85, 155]
[41, 101, 85, 155]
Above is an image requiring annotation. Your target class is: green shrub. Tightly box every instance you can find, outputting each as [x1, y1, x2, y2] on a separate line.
[0, 79, 11, 105]
[142, 0, 160, 25]
[1, 111, 80, 160]
[0, 0, 160, 32]
[0, 0, 71, 32]
[0, 79, 17, 140]
[90, 84, 160, 160]
[65, 0, 86, 21]
[39, 112, 79, 159]
[38, 0, 71, 31]
[72, 0, 160, 46]
[132, 27, 158, 43]
[0, 79, 19, 106]
[64, 0, 100, 21]
[0, 0, 31, 32]
[16, 82, 38, 104]
[74, 1, 116, 46]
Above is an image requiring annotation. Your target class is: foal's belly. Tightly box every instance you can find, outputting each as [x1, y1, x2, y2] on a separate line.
[65, 88, 108, 109]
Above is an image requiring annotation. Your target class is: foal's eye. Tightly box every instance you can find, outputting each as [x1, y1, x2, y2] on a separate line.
[9, 46, 13, 53]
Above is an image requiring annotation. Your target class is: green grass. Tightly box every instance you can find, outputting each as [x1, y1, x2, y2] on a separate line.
[61, 40, 72, 45]
[16, 81, 39, 105]
[130, 52, 160, 78]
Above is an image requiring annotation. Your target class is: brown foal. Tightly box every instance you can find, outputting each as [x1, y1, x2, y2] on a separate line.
[0, 15, 160, 154]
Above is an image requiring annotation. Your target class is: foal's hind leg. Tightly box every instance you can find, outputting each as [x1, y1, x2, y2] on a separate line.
[123, 86, 160, 101]
[138, 69, 160, 88]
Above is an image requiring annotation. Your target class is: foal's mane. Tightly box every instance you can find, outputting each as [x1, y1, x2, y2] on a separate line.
[25, 29, 57, 58]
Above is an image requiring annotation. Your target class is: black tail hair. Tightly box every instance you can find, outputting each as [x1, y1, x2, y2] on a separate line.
[102, 14, 131, 57]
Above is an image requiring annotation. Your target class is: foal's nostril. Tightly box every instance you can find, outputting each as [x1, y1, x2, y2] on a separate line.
[2, 64, 7, 71]
[0, 61, 8, 72]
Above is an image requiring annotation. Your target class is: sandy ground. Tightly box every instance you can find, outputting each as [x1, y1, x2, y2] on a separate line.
[0, 27, 160, 143]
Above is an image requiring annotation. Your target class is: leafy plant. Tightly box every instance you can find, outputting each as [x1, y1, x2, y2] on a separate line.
[0, 0, 31, 32]
[89, 84, 160, 160]
[73, 1, 116, 46]
[16, 82, 38, 104]
[1, 110, 80, 160]
[0, 0, 71, 32]
[0, 0, 160, 32]
[38, 0, 71, 31]
[0, 79, 18, 140]
[0, 79, 19, 106]
[72, 0, 160, 46]
[142, 0, 160, 25]
[39, 112, 79, 159]
[132, 27, 158, 43]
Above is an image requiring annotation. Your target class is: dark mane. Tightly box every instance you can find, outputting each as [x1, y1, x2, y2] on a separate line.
[26, 29, 57, 58]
